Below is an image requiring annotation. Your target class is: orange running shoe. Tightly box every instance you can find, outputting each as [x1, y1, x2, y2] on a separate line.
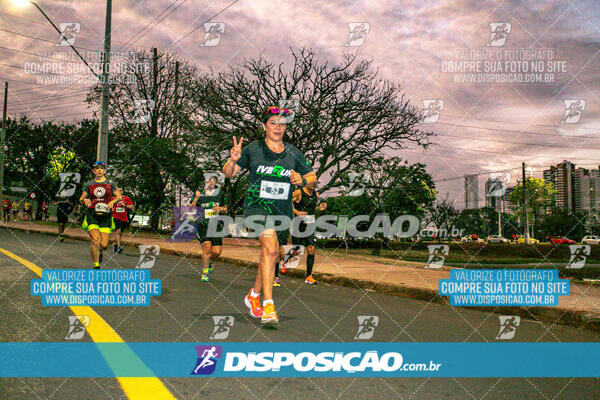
[261, 302, 278, 326]
[279, 263, 287, 274]
[244, 289, 263, 318]
[304, 275, 317, 285]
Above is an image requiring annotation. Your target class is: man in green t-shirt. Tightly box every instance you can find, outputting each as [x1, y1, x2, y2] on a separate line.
[190, 175, 227, 282]
[223, 106, 316, 327]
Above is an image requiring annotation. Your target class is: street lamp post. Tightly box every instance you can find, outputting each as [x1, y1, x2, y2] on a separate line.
[0, 82, 7, 197]
[13, 0, 112, 163]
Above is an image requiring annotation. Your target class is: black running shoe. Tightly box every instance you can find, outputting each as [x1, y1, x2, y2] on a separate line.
[99, 249, 103, 264]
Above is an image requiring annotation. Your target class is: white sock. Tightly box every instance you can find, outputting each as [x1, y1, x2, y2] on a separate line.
[263, 299, 273, 306]
[250, 289, 260, 298]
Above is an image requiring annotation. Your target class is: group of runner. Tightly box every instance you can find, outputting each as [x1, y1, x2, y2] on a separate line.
[76, 106, 324, 327]
[1, 198, 33, 222]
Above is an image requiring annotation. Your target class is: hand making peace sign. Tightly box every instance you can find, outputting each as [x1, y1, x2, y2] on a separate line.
[230, 136, 244, 163]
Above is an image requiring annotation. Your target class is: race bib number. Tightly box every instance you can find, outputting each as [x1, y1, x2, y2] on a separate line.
[301, 215, 316, 224]
[95, 203, 110, 213]
[115, 207, 125, 213]
[260, 181, 290, 200]
[204, 209, 216, 219]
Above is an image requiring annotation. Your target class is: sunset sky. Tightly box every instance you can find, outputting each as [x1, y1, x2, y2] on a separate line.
[1, 0, 599, 205]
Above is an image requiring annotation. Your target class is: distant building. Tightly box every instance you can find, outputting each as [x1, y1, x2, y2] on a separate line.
[503, 186, 516, 215]
[574, 167, 600, 213]
[543, 160, 576, 211]
[464, 174, 479, 209]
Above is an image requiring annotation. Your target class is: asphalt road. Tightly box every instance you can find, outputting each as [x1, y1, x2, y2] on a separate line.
[1, 228, 599, 400]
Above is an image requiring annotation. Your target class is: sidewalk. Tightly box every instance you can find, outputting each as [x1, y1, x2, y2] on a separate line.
[2, 220, 600, 332]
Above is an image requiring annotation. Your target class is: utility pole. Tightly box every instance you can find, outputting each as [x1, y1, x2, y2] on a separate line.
[97, 0, 112, 163]
[0, 82, 7, 198]
[522, 162, 530, 244]
[498, 198, 502, 236]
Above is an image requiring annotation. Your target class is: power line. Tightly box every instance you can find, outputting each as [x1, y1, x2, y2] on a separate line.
[10, 89, 90, 107]
[0, 11, 136, 48]
[435, 121, 600, 140]
[166, 0, 240, 49]
[118, 0, 189, 51]
[442, 112, 599, 131]
[12, 99, 91, 113]
[0, 45, 91, 62]
[435, 132, 600, 150]
[434, 143, 600, 162]
[0, 27, 101, 53]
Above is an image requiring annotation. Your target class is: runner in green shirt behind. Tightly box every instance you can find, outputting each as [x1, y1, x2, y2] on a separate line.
[190, 175, 227, 283]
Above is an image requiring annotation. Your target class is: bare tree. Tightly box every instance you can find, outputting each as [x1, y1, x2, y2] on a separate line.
[190, 47, 433, 193]
[88, 49, 205, 229]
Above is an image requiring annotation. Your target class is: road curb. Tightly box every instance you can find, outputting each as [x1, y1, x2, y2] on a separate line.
[3, 225, 600, 333]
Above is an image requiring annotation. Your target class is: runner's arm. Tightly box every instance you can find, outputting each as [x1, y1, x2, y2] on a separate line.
[79, 191, 91, 207]
[189, 191, 201, 207]
[222, 159, 241, 178]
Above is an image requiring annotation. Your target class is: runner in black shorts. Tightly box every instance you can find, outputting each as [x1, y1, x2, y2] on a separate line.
[190, 176, 227, 282]
[289, 183, 327, 284]
[223, 106, 316, 326]
[79, 161, 120, 269]
[55, 198, 73, 242]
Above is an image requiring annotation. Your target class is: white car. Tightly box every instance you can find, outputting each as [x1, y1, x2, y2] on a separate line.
[486, 235, 509, 244]
[582, 235, 600, 245]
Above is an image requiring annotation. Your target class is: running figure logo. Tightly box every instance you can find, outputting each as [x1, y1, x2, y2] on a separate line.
[347, 171, 369, 197]
[344, 23, 370, 47]
[170, 207, 200, 241]
[485, 23, 511, 47]
[136, 245, 160, 269]
[496, 315, 520, 340]
[426, 245, 449, 269]
[57, 23, 80, 46]
[210, 316, 234, 339]
[65, 315, 89, 340]
[422, 100, 444, 123]
[278, 98, 299, 124]
[200, 23, 225, 47]
[191, 345, 222, 375]
[132, 100, 155, 123]
[57, 172, 81, 198]
[281, 245, 305, 269]
[561, 100, 586, 124]
[487, 173, 511, 197]
[566, 245, 590, 269]
[354, 316, 379, 340]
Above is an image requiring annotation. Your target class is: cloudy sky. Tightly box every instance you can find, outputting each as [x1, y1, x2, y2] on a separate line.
[1, 0, 599, 205]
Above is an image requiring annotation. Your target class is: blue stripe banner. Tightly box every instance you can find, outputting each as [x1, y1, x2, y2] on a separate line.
[0, 343, 599, 377]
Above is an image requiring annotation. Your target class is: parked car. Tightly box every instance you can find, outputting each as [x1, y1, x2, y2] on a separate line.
[516, 235, 540, 244]
[460, 234, 484, 243]
[582, 235, 600, 245]
[486, 235, 509, 244]
[550, 236, 577, 245]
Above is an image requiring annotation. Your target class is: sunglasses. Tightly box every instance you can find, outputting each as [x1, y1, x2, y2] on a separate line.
[93, 161, 106, 169]
[264, 106, 290, 116]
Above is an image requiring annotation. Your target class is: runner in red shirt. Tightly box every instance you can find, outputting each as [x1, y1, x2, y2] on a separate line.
[2, 198, 12, 223]
[79, 161, 121, 269]
[41, 202, 49, 221]
[111, 188, 134, 253]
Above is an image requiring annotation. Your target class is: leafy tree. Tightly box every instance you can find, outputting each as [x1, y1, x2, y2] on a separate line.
[88, 49, 202, 230]
[539, 208, 586, 241]
[509, 177, 556, 238]
[359, 157, 436, 220]
[455, 207, 498, 237]
[427, 195, 459, 242]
